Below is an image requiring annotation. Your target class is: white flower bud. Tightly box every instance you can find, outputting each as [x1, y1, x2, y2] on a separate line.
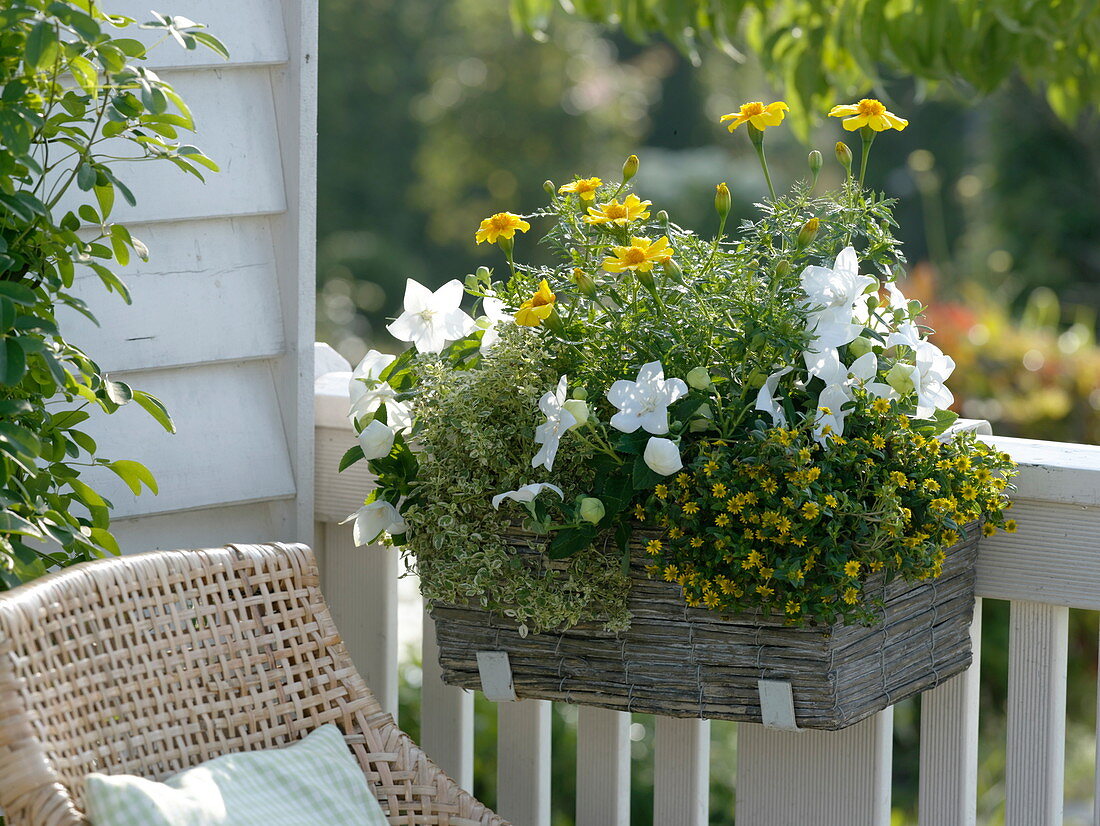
[562, 399, 589, 428]
[686, 366, 712, 390]
[886, 363, 917, 395]
[578, 497, 606, 524]
[643, 437, 683, 476]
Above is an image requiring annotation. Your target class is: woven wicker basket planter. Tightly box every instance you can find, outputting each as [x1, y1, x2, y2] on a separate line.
[430, 520, 981, 731]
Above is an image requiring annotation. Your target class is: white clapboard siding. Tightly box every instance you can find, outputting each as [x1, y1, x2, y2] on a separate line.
[736, 710, 893, 826]
[55, 1, 316, 551]
[918, 599, 983, 826]
[56, 68, 287, 227]
[1005, 601, 1068, 826]
[80, 360, 295, 518]
[109, 500, 295, 552]
[104, 0, 289, 70]
[65, 216, 283, 373]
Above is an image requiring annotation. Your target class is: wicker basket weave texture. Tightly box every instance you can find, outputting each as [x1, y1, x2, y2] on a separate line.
[432, 522, 982, 730]
[0, 542, 506, 826]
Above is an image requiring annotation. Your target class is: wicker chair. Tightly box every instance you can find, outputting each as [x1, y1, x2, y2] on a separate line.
[0, 542, 506, 826]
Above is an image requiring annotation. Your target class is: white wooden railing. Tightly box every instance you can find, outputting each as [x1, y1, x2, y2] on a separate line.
[313, 347, 1097, 826]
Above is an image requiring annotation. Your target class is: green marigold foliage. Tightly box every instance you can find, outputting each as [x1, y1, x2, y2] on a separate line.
[0, 1, 223, 586]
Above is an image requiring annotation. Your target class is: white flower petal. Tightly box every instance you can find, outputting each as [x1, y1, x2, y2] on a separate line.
[358, 418, 396, 460]
[342, 500, 403, 546]
[492, 483, 565, 510]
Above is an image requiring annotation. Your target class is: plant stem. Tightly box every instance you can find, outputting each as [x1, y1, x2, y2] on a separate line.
[858, 126, 876, 188]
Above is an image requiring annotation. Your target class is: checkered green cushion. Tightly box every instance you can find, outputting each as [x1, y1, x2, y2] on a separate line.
[84, 725, 389, 826]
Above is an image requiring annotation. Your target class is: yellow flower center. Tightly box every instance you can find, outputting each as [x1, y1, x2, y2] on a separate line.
[742, 101, 765, 117]
[603, 203, 628, 219]
[622, 247, 647, 265]
[857, 99, 886, 117]
[490, 214, 515, 231]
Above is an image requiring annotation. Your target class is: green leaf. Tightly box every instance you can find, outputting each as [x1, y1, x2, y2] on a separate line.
[77, 162, 96, 191]
[190, 31, 230, 60]
[132, 390, 174, 433]
[0, 298, 14, 333]
[104, 379, 132, 405]
[69, 477, 107, 508]
[0, 338, 26, 386]
[0, 422, 41, 458]
[93, 183, 115, 218]
[339, 444, 365, 472]
[69, 55, 98, 93]
[547, 524, 597, 559]
[88, 527, 120, 555]
[24, 22, 57, 71]
[0, 511, 44, 539]
[104, 459, 158, 495]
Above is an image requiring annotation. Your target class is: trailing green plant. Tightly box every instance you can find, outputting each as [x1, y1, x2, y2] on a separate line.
[0, 1, 224, 587]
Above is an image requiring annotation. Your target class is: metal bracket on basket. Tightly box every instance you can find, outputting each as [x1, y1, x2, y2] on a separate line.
[758, 679, 801, 732]
[476, 651, 517, 702]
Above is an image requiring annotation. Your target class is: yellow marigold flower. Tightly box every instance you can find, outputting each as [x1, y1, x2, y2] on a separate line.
[711, 482, 727, 498]
[689, 536, 704, 548]
[844, 560, 861, 577]
[475, 211, 530, 244]
[654, 484, 668, 500]
[646, 539, 662, 555]
[634, 504, 646, 521]
[603, 236, 673, 274]
[785, 600, 801, 615]
[871, 435, 886, 449]
[683, 502, 700, 516]
[584, 194, 651, 226]
[756, 584, 774, 598]
[703, 590, 721, 608]
[801, 501, 820, 520]
[720, 100, 789, 132]
[663, 564, 678, 581]
[871, 398, 891, 414]
[824, 494, 838, 508]
[558, 177, 603, 201]
[942, 531, 959, 546]
[828, 98, 908, 132]
[514, 280, 556, 327]
[1005, 519, 1018, 533]
[715, 513, 731, 527]
[842, 587, 860, 605]
[923, 479, 940, 493]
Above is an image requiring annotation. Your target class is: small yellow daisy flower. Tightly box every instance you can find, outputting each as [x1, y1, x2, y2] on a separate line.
[843, 560, 861, 577]
[843, 587, 860, 605]
[828, 98, 908, 132]
[557, 177, 603, 201]
[514, 280, 556, 327]
[801, 501, 820, 520]
[584, 194, 652, 226]
[1004, 519, 1018, 533]
[683, 502, 700, 516]
[602, 236, 673, 274]
[720, 101, 789, 132]
[871, 398, 891, 414]
[689, 536, 704, 548]
[634, 504, 646, 520]
[785, 600, 801, 615]
[654, 484, 668, 500]
[646, 539, 662, 556]
[475, 211, 530, 244]
[756, 584, 774, 598]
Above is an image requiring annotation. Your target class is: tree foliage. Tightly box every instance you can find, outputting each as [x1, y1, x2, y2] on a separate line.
[509, 0, 1100, 125]
[0, 0, 222, 587]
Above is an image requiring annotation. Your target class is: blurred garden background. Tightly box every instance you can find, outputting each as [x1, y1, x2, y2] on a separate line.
[315, 1, 1100, 822]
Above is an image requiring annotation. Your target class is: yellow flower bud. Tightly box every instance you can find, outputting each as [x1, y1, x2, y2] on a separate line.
[662, 257, 684, 284]
[714, 182, 731, 220]
[808, 150, 823, 177]
[796, 217, 820, 250]
[622, 154, 639, 183]
[835, 141, 854, 174]
[572, 268, 597, 299]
